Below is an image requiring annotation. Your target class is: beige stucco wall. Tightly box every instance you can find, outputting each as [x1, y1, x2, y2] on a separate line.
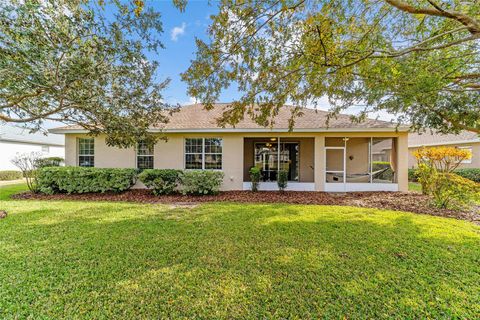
[63, 131, 408, 192]
[408, 142, 480, 169]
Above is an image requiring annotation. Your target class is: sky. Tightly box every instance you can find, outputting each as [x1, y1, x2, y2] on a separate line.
[148, 0, 395, 121]
[150, 0, 221, 105]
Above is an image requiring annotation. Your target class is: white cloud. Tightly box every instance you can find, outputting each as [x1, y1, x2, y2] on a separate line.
[170, 22, 186, 42]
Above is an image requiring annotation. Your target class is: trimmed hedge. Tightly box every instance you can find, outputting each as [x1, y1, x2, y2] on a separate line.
[38, 167, 137, 194]
[35, 157, 64, 168]
[408, 168, 480, 183]
[180, 170, 224, 195]
[0, 170, 23, 181]
[454, 168, 480, 183]
[138, 169, 182, 195]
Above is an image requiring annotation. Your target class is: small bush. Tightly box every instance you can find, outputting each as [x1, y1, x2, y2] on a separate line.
[0, 170, 23, 181]
[431, 173, 480, 209]
[249, 166, 261, 192]
[408, 168, 418, 182]
[38, 167, 137, 194]
[277, 170, 288, 191]
[35, 157, 64, 168]
[11, 152, 42, 193]
[180, 170, 224, 195]
[138, 169, 181, 195]
[454, 168, 480, 183]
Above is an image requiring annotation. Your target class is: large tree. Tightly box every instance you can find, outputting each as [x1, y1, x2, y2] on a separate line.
[182, 0, 480, 133]
[0, 0, 171, 147]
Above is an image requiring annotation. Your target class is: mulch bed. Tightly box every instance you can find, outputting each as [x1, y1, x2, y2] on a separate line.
[13, 189, 480, 224]
[13, 190, 480, 224]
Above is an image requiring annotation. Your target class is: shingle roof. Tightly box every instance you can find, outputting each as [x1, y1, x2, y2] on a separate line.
[1, 124, 64, 146]
[408, 131, 479, 147]
[50, 103, 405, 133]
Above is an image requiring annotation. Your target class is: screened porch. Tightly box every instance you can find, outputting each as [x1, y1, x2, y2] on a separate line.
[325, 137, 398, 192]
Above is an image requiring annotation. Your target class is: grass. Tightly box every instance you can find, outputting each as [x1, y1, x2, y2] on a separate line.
[409, 182, 422, 193]
[1, 184, 479, 319]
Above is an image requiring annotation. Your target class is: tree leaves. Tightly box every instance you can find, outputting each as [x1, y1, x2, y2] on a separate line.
[0, 0, 171, 147]
[182, 0, 480, 133]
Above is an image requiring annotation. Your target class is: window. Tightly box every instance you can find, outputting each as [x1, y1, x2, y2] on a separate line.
[458, 146, 473, 164]
[185, 138, 222, 169]
[41, 145, 49, 154]
[137, 141, 154, 169]
[78, 138, 94, 167]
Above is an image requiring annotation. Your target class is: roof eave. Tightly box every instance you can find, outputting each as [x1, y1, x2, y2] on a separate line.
[49, 126, 409, 134]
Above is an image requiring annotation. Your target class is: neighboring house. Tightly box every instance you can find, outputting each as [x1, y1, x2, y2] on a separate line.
[374, 130, 480, 169]
[0, 124, 65, 170]
[50, 103, 410, 192]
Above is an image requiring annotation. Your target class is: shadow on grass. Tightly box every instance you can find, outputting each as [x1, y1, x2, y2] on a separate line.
[0, 203, 479, 319]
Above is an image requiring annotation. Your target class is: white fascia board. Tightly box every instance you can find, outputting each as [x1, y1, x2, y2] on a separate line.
[50, 126, 409, 134]
[0, 138, 64, 147]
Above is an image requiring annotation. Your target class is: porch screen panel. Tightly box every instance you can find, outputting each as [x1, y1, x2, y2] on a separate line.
[345, 138, 370, 183]
[371, 138, 395, 183]
[325, 148, 344, 183]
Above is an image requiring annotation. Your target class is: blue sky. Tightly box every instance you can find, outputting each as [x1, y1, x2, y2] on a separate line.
[150, 0, 226, 105]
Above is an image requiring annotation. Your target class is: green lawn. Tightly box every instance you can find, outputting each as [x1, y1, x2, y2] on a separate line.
[1, 184, 479, 319]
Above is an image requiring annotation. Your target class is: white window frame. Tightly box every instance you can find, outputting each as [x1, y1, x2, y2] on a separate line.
[184, 138, 223, 170]
[78, 138, 95, 167]
[136, 141, 154, 169]
[458, 146, 473, 164]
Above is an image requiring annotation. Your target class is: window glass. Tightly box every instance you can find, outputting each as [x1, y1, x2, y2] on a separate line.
[185, 138, 203, 154]
[78, 138, 94, 167]
[137, 141, 154, 169]
[185, 138, 222, 169]
[185, 153, 203, 169]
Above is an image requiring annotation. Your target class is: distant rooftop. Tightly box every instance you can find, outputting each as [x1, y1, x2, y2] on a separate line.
[0, 124, 64, 146]
[409, 131, 479, 147]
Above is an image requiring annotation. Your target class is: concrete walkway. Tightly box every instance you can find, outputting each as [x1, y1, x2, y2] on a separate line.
[0, 179, 25, 186]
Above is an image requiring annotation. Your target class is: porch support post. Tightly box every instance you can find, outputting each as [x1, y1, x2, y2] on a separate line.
[397, 133, 409, 192]
[314, 135, 325, 191]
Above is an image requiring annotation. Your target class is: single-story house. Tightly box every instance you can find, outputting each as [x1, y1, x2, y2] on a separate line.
[0, 124, 65, 170]
[50, 104, 410, 192]
[373, 130, 479, 169]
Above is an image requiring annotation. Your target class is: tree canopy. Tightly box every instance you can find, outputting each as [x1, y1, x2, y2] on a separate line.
[0, 0, 171, 147]
[182, 0, 480, 133]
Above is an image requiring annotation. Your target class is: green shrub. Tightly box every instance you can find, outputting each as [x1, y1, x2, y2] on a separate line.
[138, 169, 181, 195]
[277, 170, 288, 191]
[431, 173, 480, 209]
[180, 170, 224, 195]
[371, 161, 393, 181]
[35, 157, 64, 168]
[249, 166, 261, 192]
[38, 167, 137, 194]
[415, 163, 437, 195]
[454, 168, 480, 183]
[0, 170, 23, 181]
[408, 168, 418, 182]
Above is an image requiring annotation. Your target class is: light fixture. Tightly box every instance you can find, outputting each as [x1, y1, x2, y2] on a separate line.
[270, 138, 277, 141]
